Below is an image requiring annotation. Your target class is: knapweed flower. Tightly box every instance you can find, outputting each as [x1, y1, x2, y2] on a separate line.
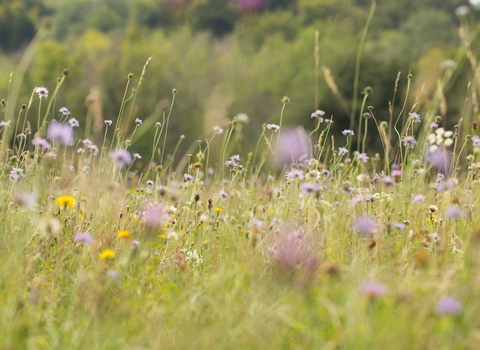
[56, 195, 76, 208]
[74, 232, 95, 245]
[436, 296, 462, 316]
[9, 168, 24, 182]
[109, 149, 132, 167]
[47, 122, 74, 145]
[408, 112, 421, 123]
[267, 124, 280, 132]
[402, 136, 417, 149]
[34, 86, 49, 99]
[338, 147, 348, 156]
[135, 118, 142, 126]
[59, 107, 70, 116]
[99, 249, 115, 260]
[342, 129, 354, 136]
[360, 280, 388, 299]
[445, 206, 467, 220]
[353, 216, 378, 236]
[117, 230, 131, 238]
[68, 118, 80, 127]
[213, 125, 223, 134]
[32, 138, 51, 151]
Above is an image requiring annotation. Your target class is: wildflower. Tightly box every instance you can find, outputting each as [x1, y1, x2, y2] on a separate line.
[248, 217, 264, 232]
[82, 166, 91, 174]
[14, 192, 37, 208]
[455, 5, 470, 17]
[109, 149, 132, 167]
[427, 148, 451, 175]
[391, 170, 403, 178]
[146, 180, 155, 187]
[360, 280, 388, 299]
[107, 270, 120, 281]
[9, 168, 24, 182]
[225, 154, 241, 168]
[384, 222, 406, 232]
[472, 121, 478, 131]
[104, 120, 113, 126]
[436, 296, 462, 316]
[74, 232, 95, 245]
[218, 190, 229, 200]
[59, 107, 70, 116]
[135, 118, 142, 126]
[286, 169, 304, 181]
[402, 136, 417, 149]
[338, 147, 348, 156]
[99, 249, 115, 260]
[352, 194, 365, 205]
[429, 232, 441, 243]
[185, 249, 203, 264]
[213, 125, 223, 134]
[342, 129, 354, 136]
[235, 113, 250, 123]
[31, 138, 51, 151]
[141, 203, 166, 228]
[34, 86, 49, 99]
[300, 183, 320, 194]
[117, 230, 131, 238]
[310, 110, 325, 120]
[184, 174, 194, 182]
[133, 153, 141, 159]
[38, 218, 61, 238]
[68, 118, 80, 127]
[430, 122, 439, 130]
[275, 127, 310, 167]
[437, 179, 455, 193]
[354, 151, 368, 163]
[408, 112, 421, 123]
[213, 207, 222, 213]
[472, 135, 480, 147]
[353, 216, 378, 236]
[445, 206, 466, 220]
[266, 124, 280, 132]
[56, 195, 75, 209]
[47, 122, 74, 145]
[412, 195, 426, 204]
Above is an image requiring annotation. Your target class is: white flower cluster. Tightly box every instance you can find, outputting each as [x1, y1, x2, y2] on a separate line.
[427, 128, 454, 152]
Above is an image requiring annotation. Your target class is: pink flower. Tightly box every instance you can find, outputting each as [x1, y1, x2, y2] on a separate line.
[361, 280, 388, 299]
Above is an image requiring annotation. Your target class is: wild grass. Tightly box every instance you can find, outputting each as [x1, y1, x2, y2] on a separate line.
[1, 12, 480, 350]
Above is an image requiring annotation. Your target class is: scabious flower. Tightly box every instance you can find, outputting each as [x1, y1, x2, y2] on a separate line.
[133, 153, 141, 159]
[68, 118, 80, 127]
[34, 86, 49, 99]
[353, 216, 378, 236]
[184, 174, 194, 182]
[275, 128, 310, 167]
[135, 118, 142, 126]
[354, 151, 368, 163]
[213, 125, 223, 134]
[338, 147, 348, 156]
[402, 136, 417, 149]
[141, 203, 166, 228]
[9, 168, 24, 182]
[47, 122, 74, 145]
[225, 154, 241, 168]
[445, 206, 467, 220]
[104, 120, 113, 126]
[59, 107, 70, 116]
[300, 183, 320, 194]
[266, 124, 280, 132]
[56, 195, 76, 208]
[285, 168, 304, 181]
[412, 195, 426, 204]
[472, 135, 480, 147]
[436, 296, 462, 316]
[75, 232, 95, 245]
[360, 280, 388, 299]
[14, 192, 37, 208]
[109, 149, 132, 167]
[342, 129, 354, 136]
[409, 112, 421, 123]
[32, 138, 51, 151]
[310, 110, 325, 121]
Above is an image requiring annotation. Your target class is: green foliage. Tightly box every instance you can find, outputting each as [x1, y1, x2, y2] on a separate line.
[185, 0, 239, 36]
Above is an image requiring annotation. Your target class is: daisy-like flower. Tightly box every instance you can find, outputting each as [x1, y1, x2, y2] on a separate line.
[342, 129, 354, 136]
[99, 249, 116, 260]
[213, 125, 223, 134]
[146, 180, 155, 187]
[68, 118, 80, 127]
[109, 149, 132, 167]
[32, 138, 51, 151]
[402, 136, 417, 149]
[310, 110, 325, 121]
[34, 86, 49, 99]
[184, 174, 194, 182]
[56, 195, 76, 208]
[133, 153, 142, 159]
[104, 120, 113, 126]
[300, 183, 320, 194]
[266, 124, 280, 132]
[472, 135, 480, 148]
[285, 168, 304, 181]
[408, 112, 421, 123]
[59, 107, 70, 116]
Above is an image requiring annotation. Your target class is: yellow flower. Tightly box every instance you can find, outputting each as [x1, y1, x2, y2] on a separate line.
[213, 207, 222, 213]
[56, 195, 76, 208]
[99, 249, 115, 260]
[117, 230, 131, 238]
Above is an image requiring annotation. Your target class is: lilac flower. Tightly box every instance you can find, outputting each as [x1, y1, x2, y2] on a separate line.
[59, 107, 70, 116]
[286, 169, 304, 181]
[472, 135, 480, 147]
[437, 179, 455, 193]
[385, 222, 406, 232]
[14, 192, 37, 208]
[354, 152, 368, 163]
[427, 148, 451, 175]
[141, 203, 166, 228]
[266, 124, 280, 132]
[74, 231, 95, 245]
[47, 122, 74, 145]
[342, 129, 354, 136]
[32, 138, 51, 151]
[436, 296, 462, 316]
[300, 183, 320, 194]
[353, 216, 378, 235]
[109, 149, 132, 167]
[382, 176, 395, 186]
[360, 280, 388, 299]
[135, 118, 142, 126]
[310, 110, 325, 122]
[218, 190, 229, 200]
[445, 206, 467, 220]
[338, 147, 348, 156]
[68, 118, 80, 127]
[409, 112, 421, 123]
[34, 87, 48, 99]
[184, 174, 194, 182]
[9, 168, 24, 182]
[412, 195, 426, 204]
[352, 194, 365, 205]
[213, 125, 223, 134]
[274, 128, 310, 167]
[104, 120, 113, 126]
[402, 136, 417, 149]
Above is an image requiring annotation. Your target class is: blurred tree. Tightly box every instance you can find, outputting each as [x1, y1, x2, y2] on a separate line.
[185, 0, 239, 36]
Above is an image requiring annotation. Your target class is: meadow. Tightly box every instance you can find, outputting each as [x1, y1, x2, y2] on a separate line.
[1, 7, 480, 350]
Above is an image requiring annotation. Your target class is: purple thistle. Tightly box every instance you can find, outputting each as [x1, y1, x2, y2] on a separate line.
[472, 135, 480, 147]
[109, 149, 132, 167]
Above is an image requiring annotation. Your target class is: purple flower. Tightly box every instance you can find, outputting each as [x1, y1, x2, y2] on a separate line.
[354, 152, 368, 163]
[436, 296, 462, 316]
[353, 216, 378, 236]
[409, 112, 421, 123]
[286, 169, 304, 181]
[427, 148, 451, 175]
[9, 168, 24, 182]
[267, 124, 280, 132]
[109, 149, 132, 167]
[14, 192, 37, 208]
[472, 135, 480, 147]
[32, 138, 51, 151]
[391, 170, 403, 178]
[385, 222, 406, 232]
[437, 179, 455, 193]
[361, 280, 388, 299]
[59, 107, 70, 116]
[445, 206, 466, 220]
[274, 128, 310, 167]
[338, 147, 348, 156]
[141, 203, 166, 228]
[74, 231, 95, 245]
[310, 110, 325, 121]
[412, 195, 426, 204]
[34, 87, 48, 99]
[135, 118, 142, 126]
[300, 183, 320, 194]
[184, 174, 194, 182]
[342, 129, 354, 136]
[104, 120, 113, 126]
[47, 122, 74, 145]
[402, 136, 417, 149]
